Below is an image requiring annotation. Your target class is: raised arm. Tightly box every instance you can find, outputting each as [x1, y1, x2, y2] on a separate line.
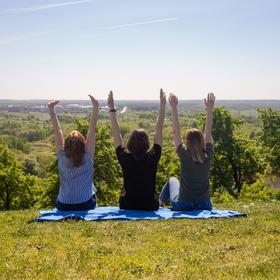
[204, 92, 215, 144]
[107, 91, 122, 148]
[154, 89, 166, 146]
[48, 100, 64, 154]
[85, 94, 99, 158]
[169, 94, 182, 149]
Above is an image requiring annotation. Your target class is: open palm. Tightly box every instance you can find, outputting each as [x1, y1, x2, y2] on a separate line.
[48, 100, 60, 111]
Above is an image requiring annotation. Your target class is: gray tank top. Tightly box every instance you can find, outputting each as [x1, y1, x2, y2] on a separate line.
[176, 143, 214, 201]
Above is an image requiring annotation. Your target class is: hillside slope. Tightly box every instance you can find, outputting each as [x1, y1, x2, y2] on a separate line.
[0, 202, 279, 280]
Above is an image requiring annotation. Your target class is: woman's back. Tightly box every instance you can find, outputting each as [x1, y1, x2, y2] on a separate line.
[116, 144, 161, 200]
[108, 90, 166, 211]
[48, 95, 99, 211]
[159, 92, 215, 211]
[177, 143, 214, 201]
[57, 149, 95, 204]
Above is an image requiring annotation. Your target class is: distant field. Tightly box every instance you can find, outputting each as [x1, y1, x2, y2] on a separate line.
[31, 141, 52, 152]
[0, 202, 279, 280]
[31, 141, 55, 162]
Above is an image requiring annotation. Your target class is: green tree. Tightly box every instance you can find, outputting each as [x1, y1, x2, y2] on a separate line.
[200, 108, 264, 196]
[40, 160, 60, 208]
[0, 144, 37, 210]
[258, 108, 280, 175]
[93, 125, 122, 205]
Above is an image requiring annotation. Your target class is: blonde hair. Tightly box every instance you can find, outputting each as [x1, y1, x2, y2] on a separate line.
[64, 130, 86, 167]
[185, 128, 206, 163]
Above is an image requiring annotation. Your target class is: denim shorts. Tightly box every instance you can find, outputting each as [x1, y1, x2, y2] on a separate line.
[56, 195, 96, 211]
[171, 199, 212, 211]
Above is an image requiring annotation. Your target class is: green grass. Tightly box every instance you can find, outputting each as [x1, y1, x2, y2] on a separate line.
[0, 202, 279, 280]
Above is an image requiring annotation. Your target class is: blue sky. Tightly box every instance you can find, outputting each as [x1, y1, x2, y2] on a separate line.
[0, 0, 279, 100]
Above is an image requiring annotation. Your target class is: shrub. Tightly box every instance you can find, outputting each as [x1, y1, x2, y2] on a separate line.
[239, 174, 280, 201]
[212, 191, 236, 204]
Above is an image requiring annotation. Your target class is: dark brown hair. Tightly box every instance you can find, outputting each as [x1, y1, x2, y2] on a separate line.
[127, 129, 150, 160]
[185, 128, 206, 163]
[64, 130, 86, 167]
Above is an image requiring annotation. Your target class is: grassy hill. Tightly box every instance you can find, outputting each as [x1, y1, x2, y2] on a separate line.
[0, 202, 279, 280]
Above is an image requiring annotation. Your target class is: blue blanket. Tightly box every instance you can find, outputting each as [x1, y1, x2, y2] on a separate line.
[36, 206, 246, 222]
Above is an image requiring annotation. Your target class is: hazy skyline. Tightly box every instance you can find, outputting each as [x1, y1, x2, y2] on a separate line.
[0, 0, 279, 100]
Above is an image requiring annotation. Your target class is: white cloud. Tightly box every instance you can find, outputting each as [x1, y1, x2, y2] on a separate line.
[96, 18, 179, 31]
[0, 18, 178, 46]
[2, 0, 94, 14]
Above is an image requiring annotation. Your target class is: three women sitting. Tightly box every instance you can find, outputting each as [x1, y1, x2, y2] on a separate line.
[48, 90, 215, 211]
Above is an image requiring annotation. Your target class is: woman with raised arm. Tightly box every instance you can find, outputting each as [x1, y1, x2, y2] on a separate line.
[159, 92, 215, 211]
[108, 89, 166, 210]
[48, 95, 99, 211]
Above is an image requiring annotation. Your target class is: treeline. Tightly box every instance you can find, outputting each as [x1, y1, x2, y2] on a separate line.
[0, 107, 280, 210]
[0, 114, 51, 153]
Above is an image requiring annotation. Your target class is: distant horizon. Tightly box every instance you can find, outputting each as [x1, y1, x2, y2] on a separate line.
[1, 98, 280, 102]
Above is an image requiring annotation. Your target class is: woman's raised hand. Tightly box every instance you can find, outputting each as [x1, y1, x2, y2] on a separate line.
[48, 100, 60, 111]
[107, 91, 115, 110]
[168, 93, 178, 109]
[160, 89, 166, 106]
[88, 94, 99, 110]
[204, 92, 215, 110]
[108, 90, 122, 148]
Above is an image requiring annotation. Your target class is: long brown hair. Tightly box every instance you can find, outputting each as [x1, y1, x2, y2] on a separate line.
[127, 129, 150, 160]
[64, 130, 86, 167]
[185, 128, 206, 163]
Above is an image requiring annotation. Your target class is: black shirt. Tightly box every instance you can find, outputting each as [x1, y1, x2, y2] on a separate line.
[116, 144, 161, 210]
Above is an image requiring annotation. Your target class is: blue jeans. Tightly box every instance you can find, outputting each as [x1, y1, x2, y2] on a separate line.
[56, 195, 96, 211]
[159, 177, 212, 211]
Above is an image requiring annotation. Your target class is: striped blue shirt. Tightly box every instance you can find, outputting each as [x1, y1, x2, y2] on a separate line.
[57, 149, 96, 204]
